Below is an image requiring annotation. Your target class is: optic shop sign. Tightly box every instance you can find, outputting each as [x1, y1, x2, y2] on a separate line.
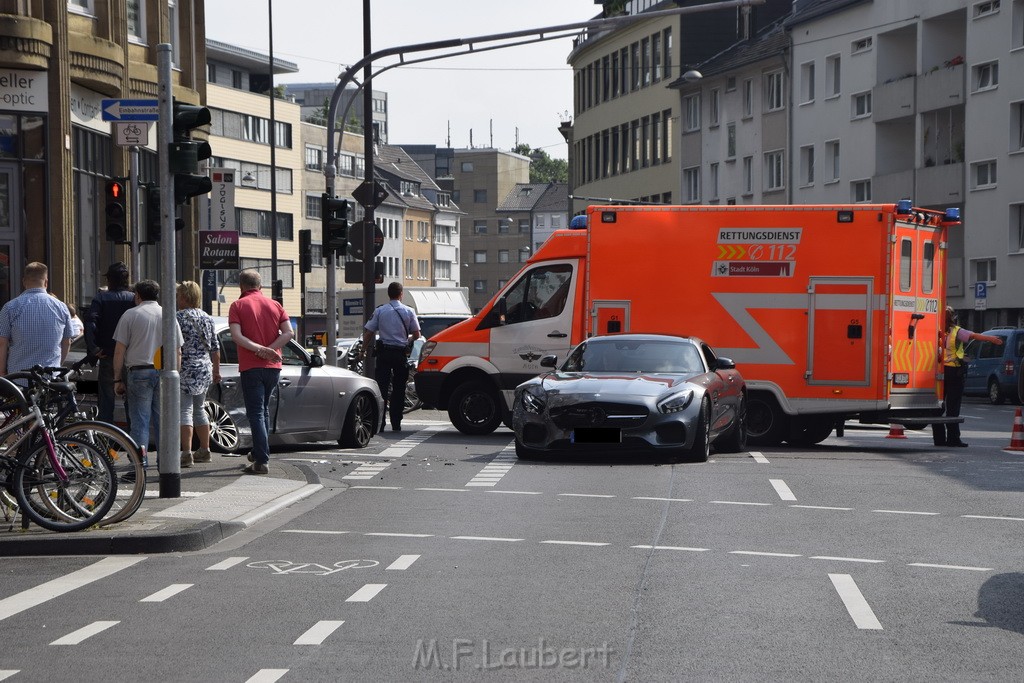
[0, 70, 47, 112]
[712, 227, 802, 278]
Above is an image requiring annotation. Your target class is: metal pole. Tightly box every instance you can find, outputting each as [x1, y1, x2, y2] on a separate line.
[268, 0, 280, 304]
[129, 147, 140, 282]
[361, 0, 376, 379]
[157, 44, 181, 498]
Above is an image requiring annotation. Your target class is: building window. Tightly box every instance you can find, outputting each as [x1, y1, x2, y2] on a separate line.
[418, 221, 429, 242]
[406, 220, 414, 240]
[726, 123, 736, 159]
[852, 92, 872, 119]
[435, 260, 452, 280]
[851, 36, 873, 53]
[800, 145, 815, 185]
[764, 71, 784, 112]
[709, 163, 719, 200]
[498, 250, 510, 263]
[709, 89, 720, 126]
[435, 224, 452, 245]
[683, 167, 700, 203]
[974, 0, 1001, 18]
[232, 70, 243, 89]
[826, 54, 841, 97]
[975, 258, 997, 284]
[473, 189, 487, 203]
[473, 220, 487, 235]
[742, 79, 753, 117]
[800, 62, 815, 103]
[207, 64, 216, 84]
[237, 209, 293, 241]
[726, 76, 736, 92]
[852, 179, 872, 202]
[641, 37, 651, 87]
[652, 33, 662, 81]
[551, 215, 561, 229]
[972, 160, 998, 189]
[305, 146, 324, 171]
[684, 94, 700, 131]
[631, 42, 641, 90]
[1014, 0, 1024, 48]
[663, 28, 672, 78]
[742, 156, 753, 195]
[127, 0, 145, 42]
[662, 110, 672, 162]
[473, 279, 487, 293]
[1011, 204, 1024, 252]
[461, 162, 473, 172]
[973, 61, 999, 91]
[1011, 101, 1024, 151]
[764, 151, 784, 191]
[68, 0, 93, 13]
[305, 194, 321, 219]
[826, 140, 840, 181]
[517, 219, 529, 234]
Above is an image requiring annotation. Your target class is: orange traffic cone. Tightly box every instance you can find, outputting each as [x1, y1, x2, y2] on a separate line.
[886, 424, 907, 439]
[1003, 408, 1024, 452]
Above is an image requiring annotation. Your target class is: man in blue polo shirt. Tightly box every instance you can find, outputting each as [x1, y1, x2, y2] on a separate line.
[362, 282, 420, 432]
[0, 262, 74, 379]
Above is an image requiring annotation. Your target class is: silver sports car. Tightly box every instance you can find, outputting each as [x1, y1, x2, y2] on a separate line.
[512, 334, 747, 461]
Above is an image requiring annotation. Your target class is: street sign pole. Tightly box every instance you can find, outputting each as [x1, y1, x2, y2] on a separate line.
[156, 44, 181, 498]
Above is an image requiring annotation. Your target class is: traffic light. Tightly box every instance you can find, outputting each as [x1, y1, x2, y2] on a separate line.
[104, 178, 129, 243]
[271, 279, 284, 303]
[141, 183, 183, 243]
[170, 101, 213, 205]
[298, 228, 313, 274]
[322, 194, 350, 257]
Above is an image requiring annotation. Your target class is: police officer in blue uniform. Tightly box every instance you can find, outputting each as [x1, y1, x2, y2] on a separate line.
[362, 282, 420, 432]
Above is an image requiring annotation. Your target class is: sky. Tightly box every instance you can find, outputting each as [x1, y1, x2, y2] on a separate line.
[204, 0, 603, 160]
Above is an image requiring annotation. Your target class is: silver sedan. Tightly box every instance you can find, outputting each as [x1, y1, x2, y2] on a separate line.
[512, 334, 747, 462]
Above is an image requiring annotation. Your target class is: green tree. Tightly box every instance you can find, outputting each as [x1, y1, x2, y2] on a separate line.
[514, 143, 568, 184]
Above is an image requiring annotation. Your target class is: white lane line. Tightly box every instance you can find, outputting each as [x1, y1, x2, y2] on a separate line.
[487, 490, 543, 495]
[962, 514, 1024, 522]
[280, 530, 349, 535]
[346, 584, 387, 602]
[140, 584, 193, 603]
[50, 620, 120, 645]
[540, 540, 610, 547]
[0, 556, 146, 622]
[712, 500, 773, 507]
[386, 555, 421, 570]
[451, 536, 523, 542]
[294, 620, 345, 645]
[343, 462, 391, 480]
[206, 557, 249, 571]
[750, 451, 770, 464]
[366, 532, 434, 538]
[558, 493, 616, 499]
[632, 497, 693, 502]
[416, 487, 469, 493]
[829, 574, 883, 630]
[632, 545, 709, 552]
[873, 509, 940, 516]
[791, 505, 854, 511]
[0, 671, 18, 681]
[348, 485, 402, 490]
[729, 550, 801, 558]
[245, 670, 289, 683]
[811, 556, 885, 564]
[908, 563, 992, 572]
[769, 479, 797, 501]
[466, 444, 516, 487]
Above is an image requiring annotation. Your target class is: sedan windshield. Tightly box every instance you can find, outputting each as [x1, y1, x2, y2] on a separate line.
[562, 340, 704, 374]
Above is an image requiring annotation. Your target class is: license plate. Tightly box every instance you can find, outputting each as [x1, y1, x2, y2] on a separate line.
[571, 427, 622, 444]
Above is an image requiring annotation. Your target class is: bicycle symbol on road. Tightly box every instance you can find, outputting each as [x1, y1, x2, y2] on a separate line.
[247, 559, 379, 576]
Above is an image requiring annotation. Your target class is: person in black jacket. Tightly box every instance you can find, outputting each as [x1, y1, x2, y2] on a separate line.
[85, 262, 135, 423]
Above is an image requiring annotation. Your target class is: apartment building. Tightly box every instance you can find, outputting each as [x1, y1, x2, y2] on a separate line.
[285, 82, 389, 145]
[497, 182, 570, 257]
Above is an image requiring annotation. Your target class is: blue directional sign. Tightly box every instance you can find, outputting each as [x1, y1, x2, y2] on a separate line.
[101, 99, 160, 122]
[975, 282, 988, 299]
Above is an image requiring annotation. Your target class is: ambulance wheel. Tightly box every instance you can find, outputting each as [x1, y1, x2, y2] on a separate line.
[449, 381, 502, 435]
[786, 417, 834, 447]
[746, 395, 786, 446]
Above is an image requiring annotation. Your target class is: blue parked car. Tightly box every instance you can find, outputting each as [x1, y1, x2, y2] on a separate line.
[964, 328, 1024, 404]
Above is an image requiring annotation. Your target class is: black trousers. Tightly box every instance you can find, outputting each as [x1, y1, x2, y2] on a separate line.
[932, 365, 965, 445]
[374, 346, 409, 428]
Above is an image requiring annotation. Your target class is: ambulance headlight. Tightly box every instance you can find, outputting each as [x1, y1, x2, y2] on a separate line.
[418, 341, 436, 364]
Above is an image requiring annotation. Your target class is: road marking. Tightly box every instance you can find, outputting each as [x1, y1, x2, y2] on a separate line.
[540, 540, 610, 547]
[873, 509, 940, 516]
[962, 514, 1024, 522]
[466, 444, 516, 487]
[343, 462, 391, 480]
[0, 556, 146, 622]
[451, 536, 523, 542]
[908, 563, 992, 572]
[294, 620, 345, 645]
[632, 545, 709, 552]
[346, 584, 387, 602]
[769, 479, 796, 501]
[415, 487, 469, 493]
[280, 530, 350, 535]
[790, 505, 854, 511]
[750, 451, 770, 464]
[487, 490, 543, 495]
[245, 670, 289, 683]
[206, 557, 249, 571]
[811, 556, 885, 564]
[140, 584, 193, 603]
[712, 500, 773, 507]
[386, 555, 421, 570]
[632, 497, 693, 502]
[0, 671, 18, 681]
[729, 550, 801, 558]
[829, 574, 883, 630]
[51, 620, 120, 645]
[348, 485, 402, 490]
[366, 532, 434, 538]
[558, 493, 616, 498]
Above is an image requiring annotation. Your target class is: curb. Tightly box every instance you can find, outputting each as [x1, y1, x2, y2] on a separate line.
[0, 520, 246, 557]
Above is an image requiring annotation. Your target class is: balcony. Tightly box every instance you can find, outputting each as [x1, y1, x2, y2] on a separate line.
[916, 64, 964, 113]
[872, 75, 916, 123]
[916, 162, 963, 208]
[872, 169, 913, 202]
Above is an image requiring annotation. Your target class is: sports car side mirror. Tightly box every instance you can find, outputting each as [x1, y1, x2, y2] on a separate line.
[540, 355, 558, 368]
[309, 354, 324, 368]
[714, 357, 735, 370]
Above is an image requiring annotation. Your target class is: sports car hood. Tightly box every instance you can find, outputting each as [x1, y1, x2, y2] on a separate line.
[536, 372, 695, 398]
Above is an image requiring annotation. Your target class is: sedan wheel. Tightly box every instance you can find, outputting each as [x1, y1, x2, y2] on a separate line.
[205, 400, 239, 453]
[988, 378, 1005, 405]
[448, 381, 502, 436]
[339, 392, 376, 448]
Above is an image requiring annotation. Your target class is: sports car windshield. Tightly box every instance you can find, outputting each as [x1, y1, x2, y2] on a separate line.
[561, 340, 705, 374]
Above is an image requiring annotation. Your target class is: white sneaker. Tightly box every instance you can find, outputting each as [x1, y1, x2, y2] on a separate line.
[180, 451, 194, 468]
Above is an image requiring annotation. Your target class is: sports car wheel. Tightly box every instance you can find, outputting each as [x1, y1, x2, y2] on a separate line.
[716, 395, 747, 453]
[988, 378, 1005, 405]
[686, 399, 711, 463]
[746, 394, 786, 446]
[448, 381, 502, 436]
[205, 400, 240, 453]
[339, 392, 376, 449]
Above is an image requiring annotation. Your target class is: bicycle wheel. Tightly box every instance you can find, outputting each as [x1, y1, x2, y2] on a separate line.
[55, 421, 145, 526]
[0, 378, 29, 511]
[14, 437, 117, 532]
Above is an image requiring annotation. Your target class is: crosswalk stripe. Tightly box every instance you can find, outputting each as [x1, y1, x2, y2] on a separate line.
[0, 557, 146, 622]
[50, 620, 120, 645]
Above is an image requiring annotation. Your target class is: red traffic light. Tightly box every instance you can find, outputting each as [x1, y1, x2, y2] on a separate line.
[107, 180, 124, 199]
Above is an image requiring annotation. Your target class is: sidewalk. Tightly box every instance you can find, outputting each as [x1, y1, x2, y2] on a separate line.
[0, 455, 322, 557]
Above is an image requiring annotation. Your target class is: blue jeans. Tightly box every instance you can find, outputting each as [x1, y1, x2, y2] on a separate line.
[126, 368, 160, 464]
[241, 368, 279, 465]
[98, 357, 129, 425]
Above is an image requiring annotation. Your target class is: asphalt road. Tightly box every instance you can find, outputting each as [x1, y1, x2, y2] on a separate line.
[2, 398, 1022, 682]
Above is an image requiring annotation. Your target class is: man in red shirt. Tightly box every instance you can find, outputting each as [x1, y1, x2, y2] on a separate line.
[228, 269, 293, 474]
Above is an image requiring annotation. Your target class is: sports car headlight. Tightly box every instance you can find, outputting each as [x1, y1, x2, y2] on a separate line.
[658, 389, 694, 414]
[521, 386, 547, 414]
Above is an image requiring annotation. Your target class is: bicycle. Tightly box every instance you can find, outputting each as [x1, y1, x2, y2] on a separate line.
[0, 373, 118, 532]
[4, 361, 146, 526]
